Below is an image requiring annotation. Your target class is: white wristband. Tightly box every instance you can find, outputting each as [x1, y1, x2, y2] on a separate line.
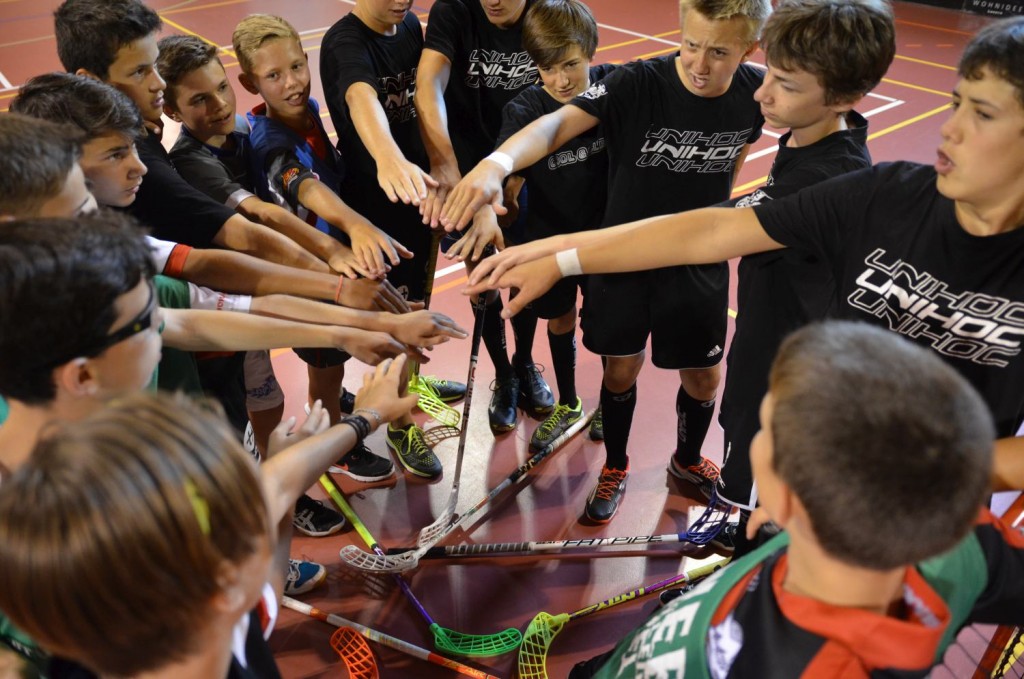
[555, 248, 583, 278]
[485, 151, 514, 175]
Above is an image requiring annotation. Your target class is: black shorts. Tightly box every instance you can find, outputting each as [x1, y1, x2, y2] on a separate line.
[581, 263, 728, 369]
[293, 347, 349, 369]
[531, 274, 585, 320]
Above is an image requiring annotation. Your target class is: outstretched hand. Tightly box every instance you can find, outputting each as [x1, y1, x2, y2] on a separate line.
[378, 157, 439, 206]
[266, 399, 331, 458]
[463, 255, 562, 319]
[353, 355, 420, 426]
[465, 235, 565, 288]
[438, 160, 508, 232]
[388, 309, 468, 347]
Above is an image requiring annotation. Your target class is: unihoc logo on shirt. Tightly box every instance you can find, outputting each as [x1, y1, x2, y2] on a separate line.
[465, 49, 537, 90]
[380, 70, 417, 124]
[637, 127, 749, 174]
[848, 248, 1024, 367]
[579, 83, 607, 100]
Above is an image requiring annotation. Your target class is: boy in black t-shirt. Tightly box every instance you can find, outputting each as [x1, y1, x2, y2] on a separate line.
[465, 17, 1024, 489]
[479, 0, 614, 453]
[445, 0, 771, 524]
[416, 0, 556, 436]
[319, 0, 472, 479]
[52, 0, 323, 271]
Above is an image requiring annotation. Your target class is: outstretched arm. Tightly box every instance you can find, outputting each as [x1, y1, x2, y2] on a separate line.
[212, 213, 328, 272]
[439, 105, 600, 231]
[414, 48, 461, 228]
[347, 82, 437, 205]
[465, 206, 783, 318]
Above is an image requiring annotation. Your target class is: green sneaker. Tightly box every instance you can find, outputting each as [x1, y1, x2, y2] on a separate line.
[386, 424, 443, 479]
[417, 374, 467, 403]
[529, 397, 584, 453]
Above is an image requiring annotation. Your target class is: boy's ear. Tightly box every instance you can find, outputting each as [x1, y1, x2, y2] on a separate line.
[74, 67, 102, 82]
[163, 103, 182, 123]
[741, 40, 759, 62]
[830, 93, 865, 116]
[55, 358, 100, 398]
[213, 561, 248, 614]
[238, 72, 259, 96]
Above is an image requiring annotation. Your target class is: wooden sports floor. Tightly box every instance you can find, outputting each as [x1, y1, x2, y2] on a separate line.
[1, 1, 1018, 677]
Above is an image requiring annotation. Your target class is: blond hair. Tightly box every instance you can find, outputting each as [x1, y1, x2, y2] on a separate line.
[679, 0, 772, 45]
[231, 13, 301, 74]
[0, 392, 271, 676]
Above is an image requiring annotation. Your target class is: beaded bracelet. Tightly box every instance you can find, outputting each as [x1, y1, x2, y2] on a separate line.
[340, 414, 371, 444]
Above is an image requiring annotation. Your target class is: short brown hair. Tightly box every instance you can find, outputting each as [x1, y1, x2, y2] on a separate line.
[768, 321, 993, 570]
[523, 0, 598, 66]
[959, 16, 1024, 108]
[761, 0, 895, 105]
[231, 14, 300, 75]
[156, 35, 221, 109]
[0, 114, 84, 217]
[0, 392, 271, 676]
[679, 0, 773, 45]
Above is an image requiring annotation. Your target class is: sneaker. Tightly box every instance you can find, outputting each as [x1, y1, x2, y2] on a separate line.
[669, 455, 721, 501]
[584, 466, 628, 524]
[284, 558, 326, 596]
[417, 375, 467, 403]
[386, 424, 443, 479]
[709, 521, 739, 555]
[329, 443, 395, 482]
[488, 375, 520, 434]
[659, 582, 699, 607]
[529, 397, 583, 453]
[293, 495, 346, 537]
[514, 356, 555, 417]
[588, 404, 604, 441]
[339, 388, 355, 414]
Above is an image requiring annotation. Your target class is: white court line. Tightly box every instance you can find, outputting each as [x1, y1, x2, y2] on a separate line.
[435, 262, 466, 279]
[596, 22, 679, 47]
[0, 71, 13, 91]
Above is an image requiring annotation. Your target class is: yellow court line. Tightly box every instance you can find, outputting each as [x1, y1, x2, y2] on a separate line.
[302, 31, 327, 42]
[894, 54, 957, 72]
[895, 18, 974, 37]
[633, 45, 678, 60]
[160, 14, 236, 57]
[866, 102, 951, 141]
[162, 0, 251, 16]
[880, 76, 949, 97]
[596, 29, 680, 54]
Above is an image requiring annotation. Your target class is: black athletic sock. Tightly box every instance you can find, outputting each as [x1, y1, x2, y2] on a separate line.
[509, 293, 537, 366]
[548, 327, 577, 405]
[481, 296, 513, 379]
[675, 386, 716, 467]
[601, 382, 636, 471]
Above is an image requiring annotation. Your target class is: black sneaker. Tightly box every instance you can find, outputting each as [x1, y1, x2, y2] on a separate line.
[514, 356, 555, 417]
[294, 494, 346, 537]
[589, 404, 604, 441]
[669, 455, 720, 501]
[488, 375, 520, 434]
[709, 521, 739, 555]
[659, 582, 699, 607]
[584, 466, 628, 524]
[386, 424, 443, 479]
[530, 397, 583, 453]
[339, 388, 355, 414]
[418, 375, 467, 403]
[329, 443, 395, 482]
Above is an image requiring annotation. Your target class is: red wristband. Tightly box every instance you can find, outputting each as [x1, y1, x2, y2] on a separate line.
[334, 276, 345, 305]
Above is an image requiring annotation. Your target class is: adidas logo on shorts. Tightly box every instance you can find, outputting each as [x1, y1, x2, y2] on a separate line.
[706, 345, 723, 358]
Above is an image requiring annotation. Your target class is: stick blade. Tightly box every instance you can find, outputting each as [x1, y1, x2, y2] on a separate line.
[338, 544, 420, 573]
[517, 612, 570, 679]
[432, 623, 523, 658]
[331, 627, 379, 679]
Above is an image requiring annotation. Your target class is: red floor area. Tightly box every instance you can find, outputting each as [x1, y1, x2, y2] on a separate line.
[0, 1, 1010, 677]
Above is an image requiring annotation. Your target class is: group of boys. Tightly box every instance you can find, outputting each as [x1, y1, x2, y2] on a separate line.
[1, 0, 1023, 677]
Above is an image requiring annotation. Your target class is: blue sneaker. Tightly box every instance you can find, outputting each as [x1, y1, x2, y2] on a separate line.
[284, 559, 326, 596]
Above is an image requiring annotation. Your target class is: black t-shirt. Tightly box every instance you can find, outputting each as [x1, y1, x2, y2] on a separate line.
[720, 112, 871, 432]
[170, 116, 256, 208]
[497, 63, 616, 240]
[571, 58, 764, 226]
[754, 161, 1024, 437]
[131, 130, 235, 247]
[320, 11, 427, 234]
[423, 0, 538, 172]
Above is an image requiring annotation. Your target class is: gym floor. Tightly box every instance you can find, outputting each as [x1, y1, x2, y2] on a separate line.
[0, 1, 1013, 677]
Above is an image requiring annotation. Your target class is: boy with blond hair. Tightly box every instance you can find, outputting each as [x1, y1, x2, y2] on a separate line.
[233, 13, 465, 479]
[446, 0, 771, 524]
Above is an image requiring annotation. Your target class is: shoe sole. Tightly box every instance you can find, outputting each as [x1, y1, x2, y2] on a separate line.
[385, 438, 442, 479]
[328, 465, 395, 483]
[293, 522, 345, 538]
